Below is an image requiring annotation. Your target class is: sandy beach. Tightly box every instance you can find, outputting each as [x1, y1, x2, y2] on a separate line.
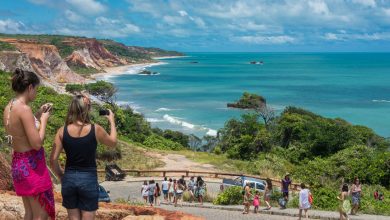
[90, 62, 167, 79]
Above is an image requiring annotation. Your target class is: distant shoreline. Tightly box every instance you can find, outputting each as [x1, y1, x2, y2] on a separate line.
[91, 62, 166, 79]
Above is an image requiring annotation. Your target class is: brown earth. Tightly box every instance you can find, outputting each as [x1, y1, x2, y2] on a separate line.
[0, 191, 203, 220]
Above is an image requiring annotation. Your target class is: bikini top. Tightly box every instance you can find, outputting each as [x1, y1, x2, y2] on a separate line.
[5, 99, 40, 144]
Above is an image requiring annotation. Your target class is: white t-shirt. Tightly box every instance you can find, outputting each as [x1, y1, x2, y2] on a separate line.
[162, 181, 169, 191]
[141, 185, 149, 197]
[299, 188, 311, 209]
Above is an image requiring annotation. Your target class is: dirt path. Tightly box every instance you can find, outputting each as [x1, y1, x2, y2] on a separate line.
[144, 151, 217, 172]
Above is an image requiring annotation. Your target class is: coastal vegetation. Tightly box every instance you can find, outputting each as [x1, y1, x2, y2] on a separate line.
[1, 70, 389, 215]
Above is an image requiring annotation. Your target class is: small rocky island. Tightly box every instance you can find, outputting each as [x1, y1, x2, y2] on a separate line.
[249, 61, 264, 65]
[139, 70, 159, 75]
[227, 92, 266, 109]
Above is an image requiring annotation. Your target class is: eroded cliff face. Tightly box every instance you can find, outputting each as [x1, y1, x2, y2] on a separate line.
[0, 51, 34, 73]
[65, 38, 128, 69]
[1, 39, 84, 83]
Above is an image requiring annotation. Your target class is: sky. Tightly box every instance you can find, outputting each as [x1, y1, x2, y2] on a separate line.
[1, 0, 390, 52]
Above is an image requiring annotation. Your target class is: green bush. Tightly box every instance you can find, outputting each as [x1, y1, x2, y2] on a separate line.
[213, 186, 243, 205]
[143, 134, 184, 151]
[65, 84, 84, 94]
[0, 41, 17, 51]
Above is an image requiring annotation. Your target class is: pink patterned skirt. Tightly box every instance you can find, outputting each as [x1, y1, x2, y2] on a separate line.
[12, 147, 55, 219]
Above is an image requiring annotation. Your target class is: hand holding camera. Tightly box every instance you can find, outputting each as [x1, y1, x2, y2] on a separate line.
[100, 109, 115, 123]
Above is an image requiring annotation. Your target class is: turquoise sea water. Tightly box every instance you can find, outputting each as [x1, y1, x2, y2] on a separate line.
[101, 53, 390, 138]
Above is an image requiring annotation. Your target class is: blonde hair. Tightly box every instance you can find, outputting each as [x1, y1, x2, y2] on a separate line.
[65, 94, 91, 126]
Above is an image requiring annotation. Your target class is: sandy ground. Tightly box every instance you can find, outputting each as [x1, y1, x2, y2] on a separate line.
[144, 151, 217, 172]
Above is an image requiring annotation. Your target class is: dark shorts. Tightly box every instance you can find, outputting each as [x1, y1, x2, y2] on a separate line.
[149, 195, 154, 203]
[283, 192, 289, 197]
[62, 170, 99, 211]
[163, 190, 168, 195]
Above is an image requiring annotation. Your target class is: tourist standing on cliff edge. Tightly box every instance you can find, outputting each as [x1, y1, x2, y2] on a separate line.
[50, 94, 117, 220]
[3, 69, 55, 220]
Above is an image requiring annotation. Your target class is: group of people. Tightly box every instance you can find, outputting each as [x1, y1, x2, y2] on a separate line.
[141, 175, 207, 207]
[242, 174, 365, 220]
[3, 69, 117, 220]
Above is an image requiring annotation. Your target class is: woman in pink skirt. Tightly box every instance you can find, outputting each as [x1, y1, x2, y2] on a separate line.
[3, 69, 55, 220]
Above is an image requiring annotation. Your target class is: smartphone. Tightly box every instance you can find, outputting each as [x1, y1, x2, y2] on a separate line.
[44, 103, 53, 113]
[99, 109, 110, 116]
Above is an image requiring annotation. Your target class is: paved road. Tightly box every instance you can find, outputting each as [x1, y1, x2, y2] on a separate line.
[101, 180, 390, 220]
[160, 204, 309, 220]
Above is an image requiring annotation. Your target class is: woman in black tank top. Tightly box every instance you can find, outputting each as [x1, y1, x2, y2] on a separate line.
[50, 94, 117, 219]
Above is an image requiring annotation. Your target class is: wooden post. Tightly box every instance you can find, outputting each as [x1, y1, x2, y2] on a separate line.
[163, 171, 166, 177]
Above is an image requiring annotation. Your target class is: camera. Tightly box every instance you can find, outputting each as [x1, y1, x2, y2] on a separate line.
[99, 109, 110, 116]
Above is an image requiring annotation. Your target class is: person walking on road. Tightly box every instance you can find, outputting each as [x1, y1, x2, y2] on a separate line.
[141, 181, 149, 204]
[338, 184, 351, 220]
[168, 178, 174, 204]
[161, 177, 169, 202]
[242, 182, 252, 214]
[298, 183, 311, 220]
[264, 178, 273, 210]
[350, 177, 362, 215]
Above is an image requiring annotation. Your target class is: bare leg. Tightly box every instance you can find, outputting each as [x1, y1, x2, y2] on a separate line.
[81, 210, 96, 220]
[22, 197, 33, 220]
[298, 209, 303, 220]
[27, 196, 48, 220]
[67, 209, 81, 220]
[304, 209, 308, 219]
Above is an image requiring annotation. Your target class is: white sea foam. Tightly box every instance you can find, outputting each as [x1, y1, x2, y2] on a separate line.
[161, 114, 217, 136]
[372, 99, 390, 103]
[206, 129, 218, 136]
[146, 118, 165, 123]
[116, 101, 141, 113]
[163, 114, 195, 129]
[155, 108, 182, 112]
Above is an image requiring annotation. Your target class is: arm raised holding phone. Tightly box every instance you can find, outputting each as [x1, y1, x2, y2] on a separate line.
[50, 94, 117, 218]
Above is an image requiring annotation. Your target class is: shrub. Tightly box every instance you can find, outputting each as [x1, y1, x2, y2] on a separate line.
[65, 84, 84, 94]
[143, 134, 184, 151]
[213, 186, 243, 205]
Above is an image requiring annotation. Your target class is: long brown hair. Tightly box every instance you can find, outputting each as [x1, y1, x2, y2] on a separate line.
[65, 94, 91, 126]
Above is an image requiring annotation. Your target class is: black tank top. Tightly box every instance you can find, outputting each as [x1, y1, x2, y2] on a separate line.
[63, 124, 97, 171]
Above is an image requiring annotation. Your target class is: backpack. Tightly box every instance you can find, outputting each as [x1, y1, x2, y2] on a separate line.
[279, 198, 287, 208]
[309, 193, 313, 205]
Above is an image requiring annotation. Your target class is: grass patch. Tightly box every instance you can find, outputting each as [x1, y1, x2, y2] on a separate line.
[0, 41, 17, 51]
[97, 140, 164, 170]
[68, 64, 100, 76]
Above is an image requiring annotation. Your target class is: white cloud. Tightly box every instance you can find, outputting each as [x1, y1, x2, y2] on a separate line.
[233, 35, 296, 44]
[65, 10, 83, 23]
[94, 17, 140, 37]
[383, 8, 390, 16]
[178, 10, 188, 17]
[66, 0, 106, 15]
[350, 0, 376, 8]
[324, 33, 340, 40]
[175, 10, 206, 28]
[0, 19, 25, 33]
[95, 17, 120, 25]
[308, 0, 330, 15]
[324, 32, 390, 41]
[163, 16, 186, 25]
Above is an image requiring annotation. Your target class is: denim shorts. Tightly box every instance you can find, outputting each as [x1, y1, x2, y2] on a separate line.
[62, 170, 99, 211]
[149, 195, 154, 203]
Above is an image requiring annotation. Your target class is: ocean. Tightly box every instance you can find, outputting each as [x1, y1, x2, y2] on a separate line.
[99, 53, 390, 138]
